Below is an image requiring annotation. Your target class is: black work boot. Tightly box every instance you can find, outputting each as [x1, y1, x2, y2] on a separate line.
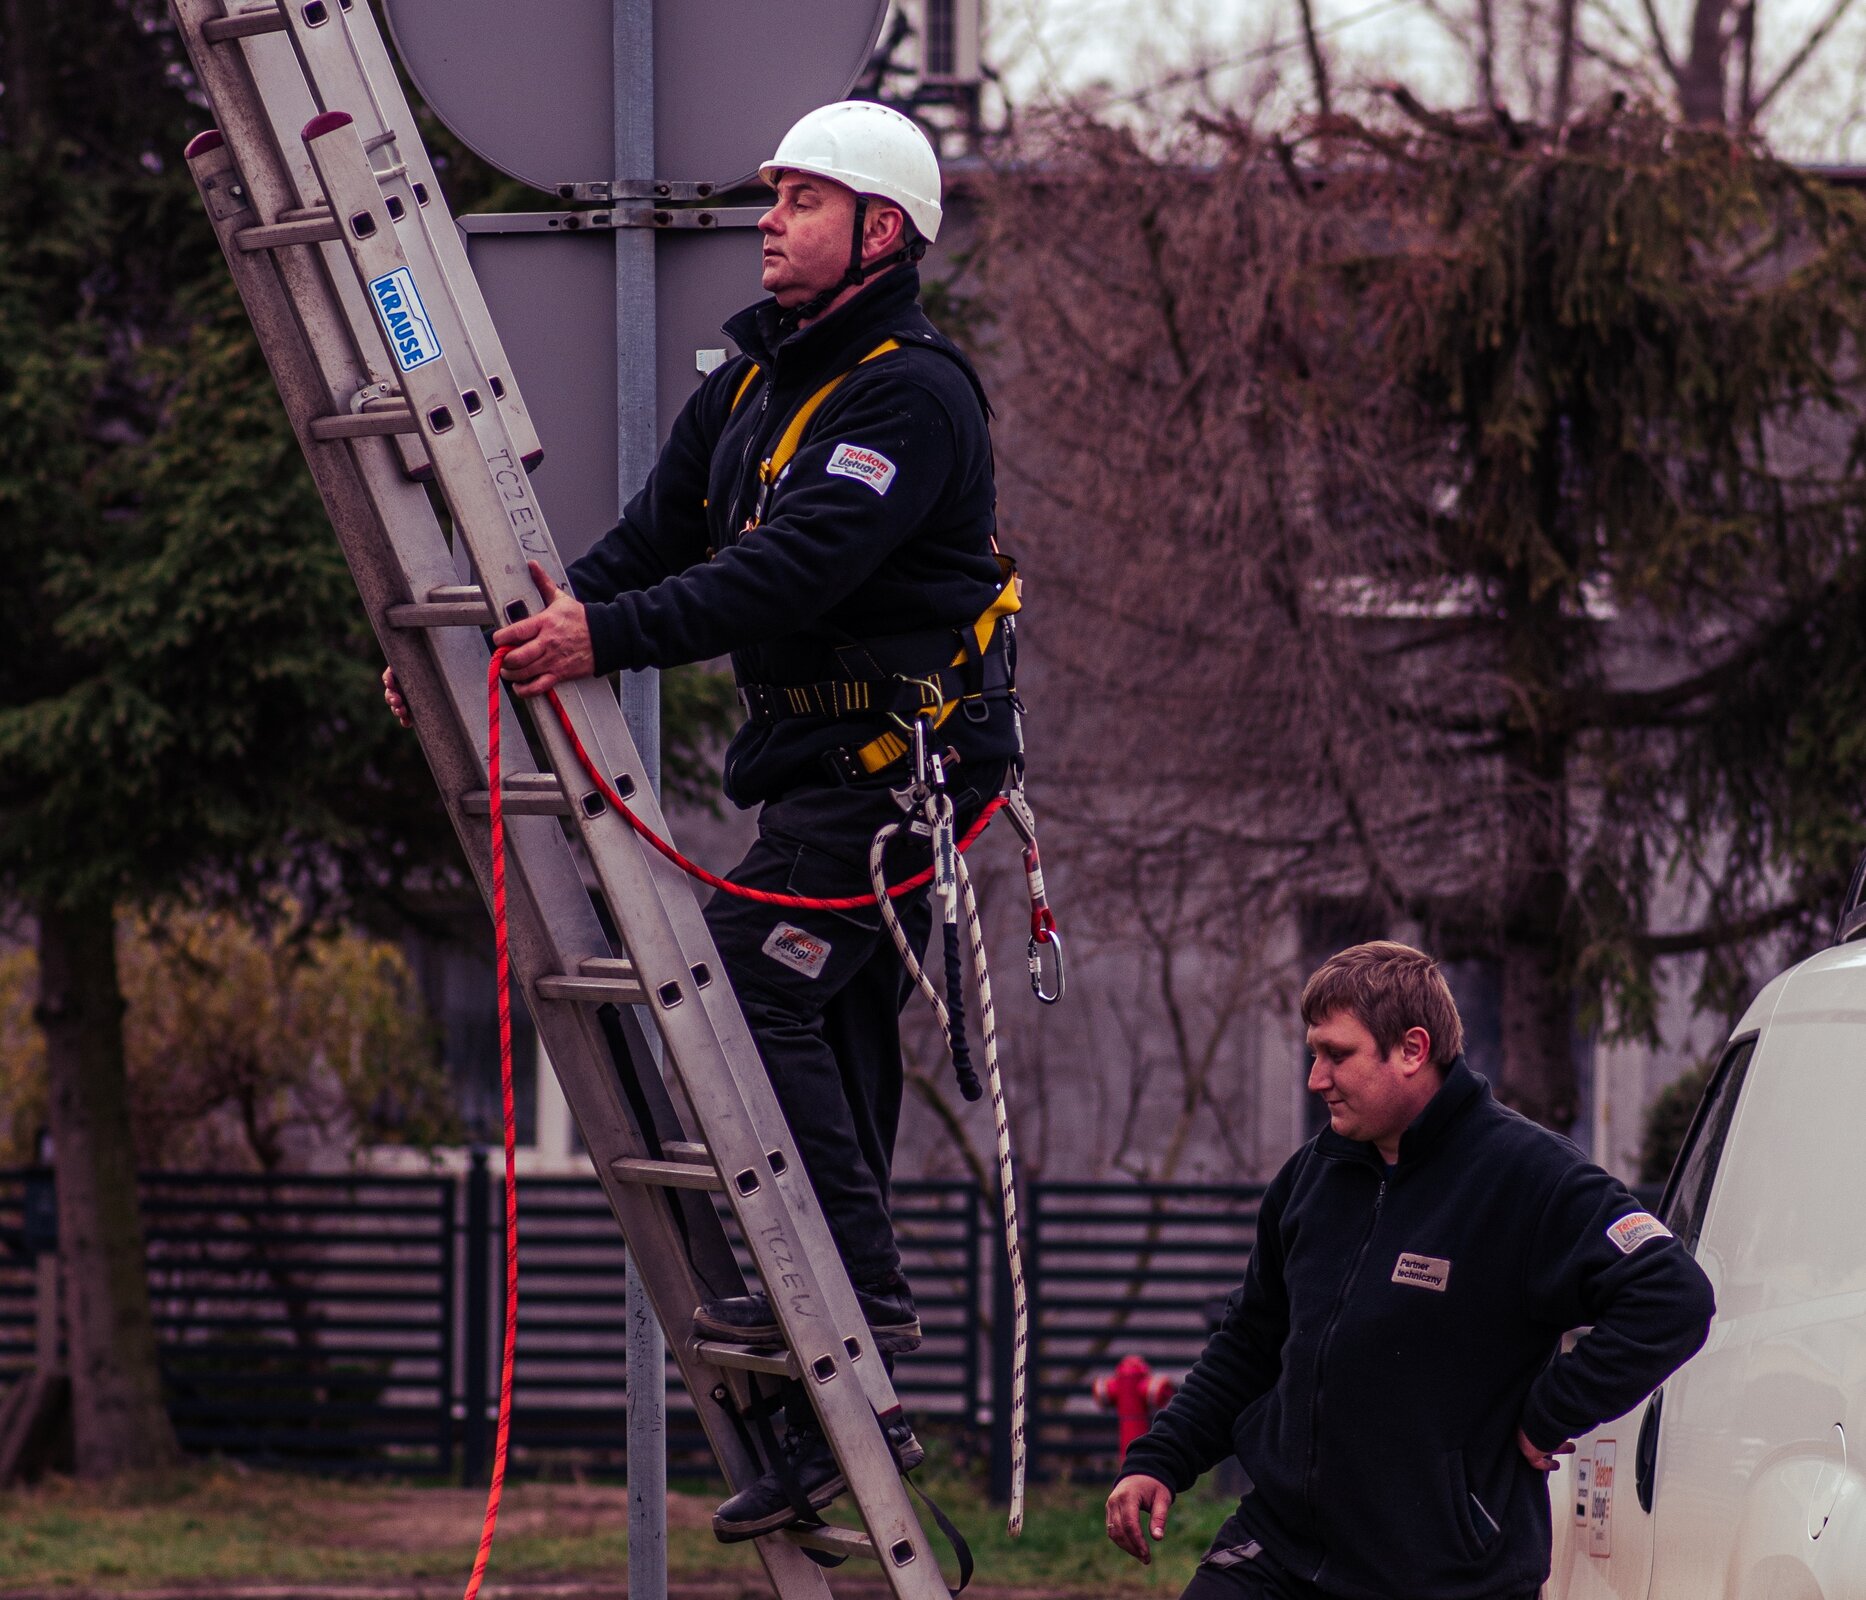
[713, 1418, 926, 1543]
[692, 1277, 922, 1354]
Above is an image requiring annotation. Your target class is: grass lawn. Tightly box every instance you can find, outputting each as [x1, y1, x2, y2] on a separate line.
[0, 1459, 1237, 1596]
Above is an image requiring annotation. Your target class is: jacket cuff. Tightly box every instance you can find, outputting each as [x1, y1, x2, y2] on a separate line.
[1113, 1441, 1194, 1496]
[1517, 1389, 1574, 1454]
[583, 598, 634, 679]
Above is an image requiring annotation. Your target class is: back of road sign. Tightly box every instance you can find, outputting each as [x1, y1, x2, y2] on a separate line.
[382, 0, 890, 190]
[167, 3, 958, 1596]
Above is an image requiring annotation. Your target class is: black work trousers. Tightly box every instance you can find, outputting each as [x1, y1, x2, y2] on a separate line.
[702, 758, 1007, 1289]
[1181, 1517, 1541, 1600]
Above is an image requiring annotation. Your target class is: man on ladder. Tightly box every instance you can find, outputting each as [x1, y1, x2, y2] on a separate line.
[386, 99, 1020, 1538]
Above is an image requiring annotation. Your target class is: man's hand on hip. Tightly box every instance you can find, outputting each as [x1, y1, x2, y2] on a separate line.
[493, 561, 595, 698]
[1106, 1474, 1173, 1564]
[1517, 1426, 1576, 1472]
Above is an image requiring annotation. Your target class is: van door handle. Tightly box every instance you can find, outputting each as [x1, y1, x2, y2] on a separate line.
[1635, 1390, 1664, 1512]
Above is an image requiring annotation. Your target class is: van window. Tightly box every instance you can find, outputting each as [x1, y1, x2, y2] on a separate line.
[1659, 1036, 1756, 1256]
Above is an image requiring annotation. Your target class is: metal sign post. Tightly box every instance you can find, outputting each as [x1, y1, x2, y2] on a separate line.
[612, 7, 664, 1598]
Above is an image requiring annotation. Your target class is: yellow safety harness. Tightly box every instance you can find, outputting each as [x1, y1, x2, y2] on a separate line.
[724, 341, 1023, 778]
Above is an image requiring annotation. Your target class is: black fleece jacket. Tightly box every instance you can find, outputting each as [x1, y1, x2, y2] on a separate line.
[1119, 1060, 1714, 1600]
[565, 266, 1016, 807]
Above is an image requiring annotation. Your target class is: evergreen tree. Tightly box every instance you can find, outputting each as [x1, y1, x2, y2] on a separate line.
[0, 1, 729, 1471]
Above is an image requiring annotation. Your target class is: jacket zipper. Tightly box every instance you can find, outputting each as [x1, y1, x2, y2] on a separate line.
[1470, 1491, 1501, 1538]
[725, 382, 773, 538]
[1303, 1173, 1386, 1540]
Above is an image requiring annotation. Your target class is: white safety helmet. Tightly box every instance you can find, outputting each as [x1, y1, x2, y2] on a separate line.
[760, 100, 942, 244]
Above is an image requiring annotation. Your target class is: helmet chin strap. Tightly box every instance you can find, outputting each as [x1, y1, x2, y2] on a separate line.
[783, 194, 927, 330]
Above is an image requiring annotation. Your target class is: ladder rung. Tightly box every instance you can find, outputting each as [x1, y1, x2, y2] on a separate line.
[693, 1339, 801, 1379]
[782, 1525, 878, 1562]
[201, 6, 285, 43]
[663, 1140, 709, 1161]
[236, 214, 342, 251]
[308, 405, 418, 441]
[610, 1155, 724, 1192]
[535, 958, 646, 1006]
[460, 772, 570, 817]
[385, 585, 492, 629]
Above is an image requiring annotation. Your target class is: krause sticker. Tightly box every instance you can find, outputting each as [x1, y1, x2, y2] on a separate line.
[825, 441, 898, 495]
[1391, 1252, 1451, 1291]
[762, 922, 831, 980]
[1606, 1211, 1672, 1255]
[368, 266, 443, 372]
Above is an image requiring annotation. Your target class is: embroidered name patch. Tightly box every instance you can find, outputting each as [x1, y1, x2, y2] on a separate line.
[825, 441, 898, 495]
[762, 922, 831, 979]
[1606, 1212, 1671, 1255]
[1392, 1252, 1451, 1291]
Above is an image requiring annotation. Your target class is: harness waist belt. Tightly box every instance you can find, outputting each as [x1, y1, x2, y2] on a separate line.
[739, 646, 1013, 727]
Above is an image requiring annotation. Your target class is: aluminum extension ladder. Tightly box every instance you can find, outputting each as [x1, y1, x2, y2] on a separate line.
[168, 2, 960, 1593]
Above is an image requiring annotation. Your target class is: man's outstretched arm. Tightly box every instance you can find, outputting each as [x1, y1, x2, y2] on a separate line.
[1106, 1158, 1302, 1562]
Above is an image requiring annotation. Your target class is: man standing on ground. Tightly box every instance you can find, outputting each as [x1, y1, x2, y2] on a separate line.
[1106, 941, 1714, 1599]
[386, 100, 1020, 1537]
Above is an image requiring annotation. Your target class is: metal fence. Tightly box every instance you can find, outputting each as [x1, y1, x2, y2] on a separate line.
[1, 1166, 1659, 1483]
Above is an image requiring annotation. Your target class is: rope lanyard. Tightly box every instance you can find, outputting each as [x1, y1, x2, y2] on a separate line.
[536, 673, 1005, 910]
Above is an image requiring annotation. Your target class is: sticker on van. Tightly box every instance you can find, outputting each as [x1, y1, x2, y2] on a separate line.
[1606, 1211, 1672, 1255]
[1588, 1439, 1616, 1557]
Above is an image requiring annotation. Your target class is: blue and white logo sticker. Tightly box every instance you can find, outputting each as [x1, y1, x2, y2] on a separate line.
[367, 266, 442, 372]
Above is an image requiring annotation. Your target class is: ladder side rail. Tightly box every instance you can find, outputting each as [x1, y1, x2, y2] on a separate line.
[240, 9, 532, 480]
[176, 0, 386, 419]
[177, 119, 838, 1578]
[300, 117, 952, 1598]
[180, 0, 431, 480]
[277, 0, 545, 468]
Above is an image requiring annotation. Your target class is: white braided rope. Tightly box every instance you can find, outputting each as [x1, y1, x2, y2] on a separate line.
[867, 818, 1029, 1534]
[870, 822, 946, 1021]
[956, 848, 1028, 1535]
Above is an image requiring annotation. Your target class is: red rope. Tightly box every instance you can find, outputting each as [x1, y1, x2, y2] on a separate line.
[536, 669, 1004, 911]
[462, 654, 521, 1600]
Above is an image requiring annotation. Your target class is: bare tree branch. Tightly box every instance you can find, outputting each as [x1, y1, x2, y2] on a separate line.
[1752, 0, 1859, 116]
[1295, 0, 1335, 116]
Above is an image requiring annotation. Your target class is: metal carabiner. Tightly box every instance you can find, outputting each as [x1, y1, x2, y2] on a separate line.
[1027, 927, 1065, 1004]
[886, 675, 946, 736]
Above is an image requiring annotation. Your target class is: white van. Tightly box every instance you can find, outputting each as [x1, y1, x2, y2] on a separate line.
[1547, 931, 1866, 1599]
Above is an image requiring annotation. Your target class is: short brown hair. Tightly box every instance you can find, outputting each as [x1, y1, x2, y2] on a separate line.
[1300, 941, 1464, 1069]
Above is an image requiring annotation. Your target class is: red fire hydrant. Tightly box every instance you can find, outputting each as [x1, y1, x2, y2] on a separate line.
[1093, 1354, 1178, 1459]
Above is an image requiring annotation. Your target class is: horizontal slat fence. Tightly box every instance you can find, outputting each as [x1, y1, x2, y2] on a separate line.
[2, 1171, 1651, 1485]
[1029, 1182, 1263, 1474]
[143, 1172, 455, 1474]
[0, 1173, 35, 1386]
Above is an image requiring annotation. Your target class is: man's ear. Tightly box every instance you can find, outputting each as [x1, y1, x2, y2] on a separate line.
[863, 203, 907, 265]
[1398, 1026, 1433, 1078]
